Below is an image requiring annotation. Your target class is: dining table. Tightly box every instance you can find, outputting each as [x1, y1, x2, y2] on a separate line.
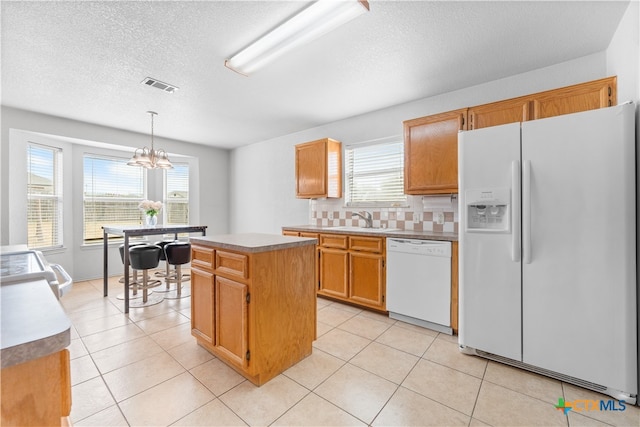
[102, 224, 207, 313]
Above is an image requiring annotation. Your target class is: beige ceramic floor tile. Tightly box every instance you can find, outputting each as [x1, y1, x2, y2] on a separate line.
[70, 354, 101, 386]
[317, 321, 334, 337]
[80, 323, 146, 353]
[317, 305, 358, 327]
[317, 297, 332, 309]
[402, 359, 481, 416]
[563, 383, 640, 427]
[315, 363, 398, 424]
[437, 332, 460, 343]
[172, 399, 247, 426]
[338, 314, 392, 340]
[350, 342, 419, 384]
[135, 310, 190, 334]
[150, 321, 194, 350]
[273, 392, 366, 426]
[102, 351, 185, 402]
[178, 307, 191, 319]
[74, 405, 129, 427]
[190, 358, 247, 396]
[483, 361, 562, 403]
[70, 376, 117, 423]
[67, 303, 122, 324]
[167, 339, 215, 370]
[73, 312, 133, 337]
[284, 348, 345, 390]
[359, 309, 398, 325]
[313, 328, 371, 361]
[568, 411, 614, 426]
[473, 381, 568, 426]
[424, 338, 487, 378]
[219, 374, 309, 426]
[375, 324, 437, 357]
[373, 386, 470, 426]
[119, 372, 214, 426]
[91, 336, 164, 374]
[68, 338, 89, 360]
[126, 302, 177, 322]
[469, 417, 492, 426]
[329, 302, 364, 315]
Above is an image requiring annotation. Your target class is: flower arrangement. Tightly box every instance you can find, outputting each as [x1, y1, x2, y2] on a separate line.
[139, 200, 163, 217]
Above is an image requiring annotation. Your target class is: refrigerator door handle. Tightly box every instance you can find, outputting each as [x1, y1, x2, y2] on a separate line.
[511, 161, 521, 262]
[522, 160, 532, 264]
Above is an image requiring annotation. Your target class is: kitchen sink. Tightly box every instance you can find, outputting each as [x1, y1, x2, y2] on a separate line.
[329, 226, 401, 233]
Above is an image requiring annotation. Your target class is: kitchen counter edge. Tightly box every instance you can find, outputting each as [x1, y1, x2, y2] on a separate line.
[190, 233, 318, 253]
[1, 278, 71, 369]
[282, 225, 458, 241]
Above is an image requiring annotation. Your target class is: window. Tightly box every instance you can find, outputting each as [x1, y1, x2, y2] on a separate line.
[27, 143, 63, 249]
[83, 155, 145, 243]
[164, 164, 189, 225]
[345, 139, 407, 207]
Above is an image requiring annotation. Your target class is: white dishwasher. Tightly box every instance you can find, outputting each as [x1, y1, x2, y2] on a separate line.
[386, 238, 452, 334]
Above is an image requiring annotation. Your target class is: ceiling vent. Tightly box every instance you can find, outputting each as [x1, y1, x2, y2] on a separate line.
[141, 77, 179, 93]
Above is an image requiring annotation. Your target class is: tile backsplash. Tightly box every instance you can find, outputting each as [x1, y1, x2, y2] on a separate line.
[310, 195, 458, 233]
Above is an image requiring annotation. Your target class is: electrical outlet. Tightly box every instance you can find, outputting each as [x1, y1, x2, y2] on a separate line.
[328, 212, 334, 220]
[435, 212, 445, 225]
[413, 212, 421, 223]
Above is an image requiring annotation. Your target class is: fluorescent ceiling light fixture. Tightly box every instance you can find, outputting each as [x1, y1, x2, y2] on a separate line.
[225, 0, 369, 76]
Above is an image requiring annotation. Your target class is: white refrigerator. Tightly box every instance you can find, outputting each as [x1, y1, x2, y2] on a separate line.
[458, 102, 637, 403]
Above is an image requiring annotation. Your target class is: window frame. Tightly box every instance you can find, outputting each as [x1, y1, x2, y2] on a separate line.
[344, 136, 408, 208]
[27, 142, 64, 250]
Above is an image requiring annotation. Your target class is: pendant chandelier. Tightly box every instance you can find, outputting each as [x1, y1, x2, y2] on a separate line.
[127, 111, 173, 169]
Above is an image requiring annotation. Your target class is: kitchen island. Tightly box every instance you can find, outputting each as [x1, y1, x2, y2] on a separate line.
[1, 278, 72, 426]
[189, 233, 317, 386]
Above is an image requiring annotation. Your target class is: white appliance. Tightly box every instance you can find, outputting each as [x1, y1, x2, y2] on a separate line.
[458, 102, 637, 403]
[0, 249, 73, 299]
[387, 238, 452, 334]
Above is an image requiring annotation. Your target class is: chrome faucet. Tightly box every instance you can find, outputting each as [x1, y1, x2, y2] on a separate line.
[352, 211, 373, 228]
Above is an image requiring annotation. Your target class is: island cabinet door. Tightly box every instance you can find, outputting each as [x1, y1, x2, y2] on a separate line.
[215, 276, 249, 370]
[191, 267, 215, 346]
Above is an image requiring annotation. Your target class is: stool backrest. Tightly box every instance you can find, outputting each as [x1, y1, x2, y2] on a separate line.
[165, 242, 192, 265]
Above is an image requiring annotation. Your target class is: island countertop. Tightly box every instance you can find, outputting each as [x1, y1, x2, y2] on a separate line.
[190, 233, 317, 253]
[1, 278, 71, 369]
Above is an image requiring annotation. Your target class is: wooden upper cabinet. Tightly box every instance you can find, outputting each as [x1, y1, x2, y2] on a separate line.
[467, 76, 617, 131]
[468, 96, 532, 130]
[531, 76, 616, 119]
[404, 108, 467, 195]
[295, 138, 342, 199]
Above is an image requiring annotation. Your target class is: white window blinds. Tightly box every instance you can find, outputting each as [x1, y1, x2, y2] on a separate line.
[27, 143, 63, 249]
[83, 155, 145, 243]
[345, 140, 407, 206]
[164, 164, 189, 225]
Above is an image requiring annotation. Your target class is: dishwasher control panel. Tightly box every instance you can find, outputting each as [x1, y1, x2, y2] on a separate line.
[387, 239, 451, 257]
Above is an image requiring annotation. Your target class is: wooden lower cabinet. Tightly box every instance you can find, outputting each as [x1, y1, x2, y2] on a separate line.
[349, 251, 384, 308]
[317, 234, 386, 311]
[1, 349, 71, 427]
[319, 248, 349, 298]
[190, 243, 316, 386]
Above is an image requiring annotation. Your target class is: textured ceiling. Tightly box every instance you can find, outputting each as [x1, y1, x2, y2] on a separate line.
[1, 1, 630, 149]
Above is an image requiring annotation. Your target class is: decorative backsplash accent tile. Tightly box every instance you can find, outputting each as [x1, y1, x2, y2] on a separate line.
[309, 195, 458, 233]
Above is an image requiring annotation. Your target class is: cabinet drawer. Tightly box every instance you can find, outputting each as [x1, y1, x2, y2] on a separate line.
[320, 234, 348, 249]
[349, 236, 384, 253]
[216, 250, 249, 279]
[300, 232, 319, 240]
[192, 245, 215, 270]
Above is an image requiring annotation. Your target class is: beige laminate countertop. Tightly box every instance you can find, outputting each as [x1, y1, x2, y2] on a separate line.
[190, 233, 317, 253]
[1, 278, 71, 369]
[282, 225, 458, 242]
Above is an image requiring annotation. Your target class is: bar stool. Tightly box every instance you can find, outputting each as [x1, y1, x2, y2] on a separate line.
[163, 241, 191, 299]
[128, 244, 165, 308]
[153, 239, 176, 292]
[116, 242, 146, 300]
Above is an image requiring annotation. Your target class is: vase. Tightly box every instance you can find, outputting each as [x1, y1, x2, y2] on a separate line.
[145, 214, 157, 228]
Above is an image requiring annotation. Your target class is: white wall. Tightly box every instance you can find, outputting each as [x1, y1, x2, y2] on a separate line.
[1, 107, 230, 280]
[230, 51, 616, 234]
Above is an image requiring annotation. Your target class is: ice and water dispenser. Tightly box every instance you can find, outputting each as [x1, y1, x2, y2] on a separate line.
[465, 188, 510, 232]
